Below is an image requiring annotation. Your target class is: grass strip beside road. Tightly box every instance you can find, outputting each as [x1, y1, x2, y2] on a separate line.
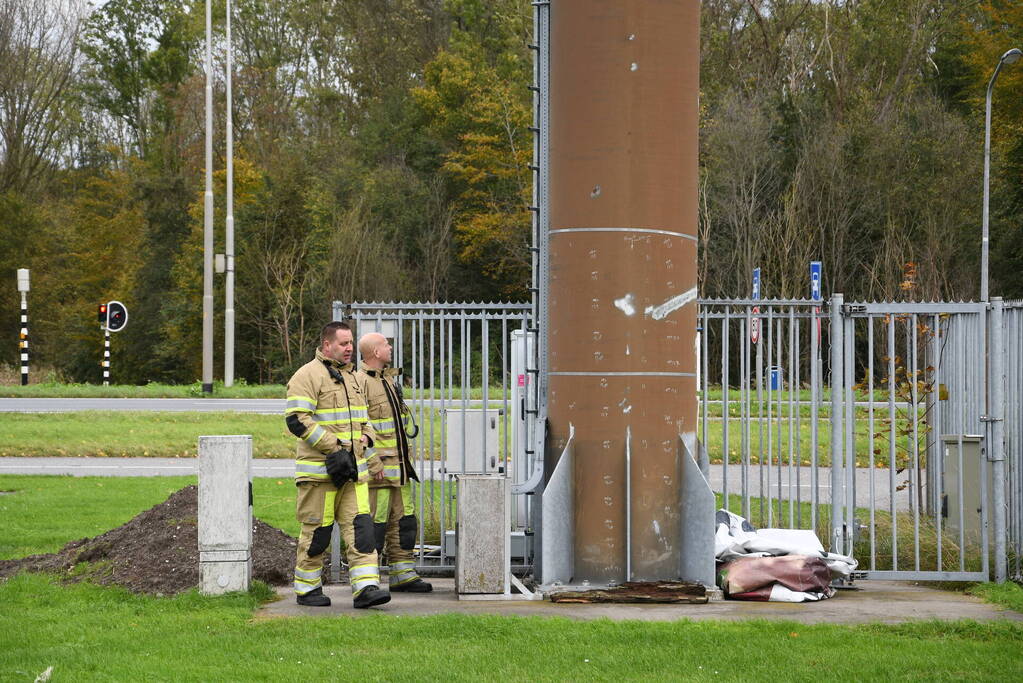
[0, 412, 294, 458]
[0, 381, 287, 399]
[2, 409, 921, 469]
[1, 573, 1021, 681]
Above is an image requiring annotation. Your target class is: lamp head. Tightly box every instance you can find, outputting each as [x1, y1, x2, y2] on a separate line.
[1002, 48, 1022, 65]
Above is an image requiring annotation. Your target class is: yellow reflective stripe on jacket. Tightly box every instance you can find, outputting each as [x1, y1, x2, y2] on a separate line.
[303, 425, 327, 448]
[295, 460, 330, 479]
[285, 396, 317, 413]
[313, 407, 368, 423]
[383, 464, 401, 480]
[370, 418, 395, 432]
[375, 436, 398, 448]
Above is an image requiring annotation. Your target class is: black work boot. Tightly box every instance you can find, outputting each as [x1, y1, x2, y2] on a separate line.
[390, 578, 433, 593]
[296, 587, 331, 607]
[353, 585, 391, 609]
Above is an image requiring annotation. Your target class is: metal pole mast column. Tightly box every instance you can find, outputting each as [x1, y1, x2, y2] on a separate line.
[201, 0, 215, 394]
[224, 0, 235, 387]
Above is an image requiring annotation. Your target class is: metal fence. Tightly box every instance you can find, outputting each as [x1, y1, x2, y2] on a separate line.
[331, 296, 1021, 582]
[1002, 300, 1023, 581]
[332, 301, 534, 572]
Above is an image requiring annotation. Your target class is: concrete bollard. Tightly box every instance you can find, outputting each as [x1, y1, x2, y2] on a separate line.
[455, 474, 508, 594]
[198, 435, 252, 595]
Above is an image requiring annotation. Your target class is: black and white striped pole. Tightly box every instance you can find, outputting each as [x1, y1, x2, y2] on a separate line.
[102, 327, 111, 386]
[17, 269, 29, 385]
[98, 303, 109, 385]
[99, 301, 128, 386]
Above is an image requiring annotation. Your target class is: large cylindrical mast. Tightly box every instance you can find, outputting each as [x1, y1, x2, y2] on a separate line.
[547, 0, 700, 583]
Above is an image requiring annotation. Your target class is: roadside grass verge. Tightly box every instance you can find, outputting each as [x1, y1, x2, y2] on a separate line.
[0, 412, 295, 458]
[0, 381, 286, 399]
[1, 572, 1021, 681]
[2, 409, 923, 468]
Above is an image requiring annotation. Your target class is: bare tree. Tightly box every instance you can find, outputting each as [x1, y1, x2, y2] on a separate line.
[0, 0, 85, 193]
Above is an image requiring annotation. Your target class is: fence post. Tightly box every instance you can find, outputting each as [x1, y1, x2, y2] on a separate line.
[990, 297, 1006, 583]
[829, 293, 845, 554]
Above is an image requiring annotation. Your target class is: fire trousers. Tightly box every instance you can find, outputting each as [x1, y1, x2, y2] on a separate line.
[369, 484, 422, 586]
[293, 480, 380, 597]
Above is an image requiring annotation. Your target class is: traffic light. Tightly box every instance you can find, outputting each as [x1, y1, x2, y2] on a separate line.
[98, 303, 108, 324]
[106, 301, 128, 332]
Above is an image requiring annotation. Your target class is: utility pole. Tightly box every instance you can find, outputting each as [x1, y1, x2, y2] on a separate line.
[17, 269, 29, 385]
[202, 0, 215, 394]
[224, 0, 236, 387]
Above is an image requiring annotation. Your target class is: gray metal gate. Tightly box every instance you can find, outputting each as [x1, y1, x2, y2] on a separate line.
[698, 296, 1016, 583]
[1001, 300, 1022, 582]
[332, 301, 534, 572]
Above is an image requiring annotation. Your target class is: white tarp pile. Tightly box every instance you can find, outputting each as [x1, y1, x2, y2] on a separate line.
[714, 510, 858, 602]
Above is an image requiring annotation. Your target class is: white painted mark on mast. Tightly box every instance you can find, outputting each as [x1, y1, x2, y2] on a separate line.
[644, 286, 698, 320]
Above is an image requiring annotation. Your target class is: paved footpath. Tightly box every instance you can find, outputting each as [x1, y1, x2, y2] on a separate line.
[259, 578, 1023, 624]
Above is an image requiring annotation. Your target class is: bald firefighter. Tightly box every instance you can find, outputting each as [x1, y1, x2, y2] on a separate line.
[286, 321, 390, 609]
[356, 332, 433, 592]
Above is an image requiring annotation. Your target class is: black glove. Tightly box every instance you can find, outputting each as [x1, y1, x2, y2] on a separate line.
[325, 447, 357, 488]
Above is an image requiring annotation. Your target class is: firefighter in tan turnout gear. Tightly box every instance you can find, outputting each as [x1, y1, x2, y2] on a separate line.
[356, 332, 433, 592]
[286, 321, 391, 609]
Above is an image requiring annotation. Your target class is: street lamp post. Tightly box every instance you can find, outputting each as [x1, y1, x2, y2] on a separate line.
[981, 47, 1021, 302]
[202, 0, 214, 394]
[225, 0, 235, 387]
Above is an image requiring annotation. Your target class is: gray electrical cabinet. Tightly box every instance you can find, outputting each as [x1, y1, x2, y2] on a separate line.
[940, 434, 990, 545]
[443, 408, 501, 474]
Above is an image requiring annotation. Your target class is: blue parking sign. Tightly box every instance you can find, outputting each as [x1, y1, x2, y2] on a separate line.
[810, 261, 822, 302]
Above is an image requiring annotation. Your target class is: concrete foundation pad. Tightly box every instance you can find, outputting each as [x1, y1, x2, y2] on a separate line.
[257, 578, 1022, 624]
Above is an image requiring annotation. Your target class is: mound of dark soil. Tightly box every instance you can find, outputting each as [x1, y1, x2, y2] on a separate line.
[0, 486, 343, 595]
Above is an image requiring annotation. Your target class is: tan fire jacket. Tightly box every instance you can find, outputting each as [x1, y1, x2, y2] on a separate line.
[356, 362, 419, 488]
[285, 349, 380, 484]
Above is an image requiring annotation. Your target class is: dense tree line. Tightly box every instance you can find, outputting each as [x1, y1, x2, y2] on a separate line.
[1, 0, 1020, 384]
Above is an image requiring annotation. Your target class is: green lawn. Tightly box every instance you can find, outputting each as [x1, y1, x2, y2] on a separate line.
[0, 408, 928, 470]
[2, 572, 1021, 681]
[0, 412, 295, 458]
[2, 475, 1022, 681]
[0, 381, 287, 399]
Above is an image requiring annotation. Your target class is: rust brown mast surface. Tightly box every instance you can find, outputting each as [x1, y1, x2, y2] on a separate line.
[547, 0, 700, 583]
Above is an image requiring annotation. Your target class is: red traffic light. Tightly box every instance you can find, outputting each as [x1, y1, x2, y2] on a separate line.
[98, 303, 108, 323]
